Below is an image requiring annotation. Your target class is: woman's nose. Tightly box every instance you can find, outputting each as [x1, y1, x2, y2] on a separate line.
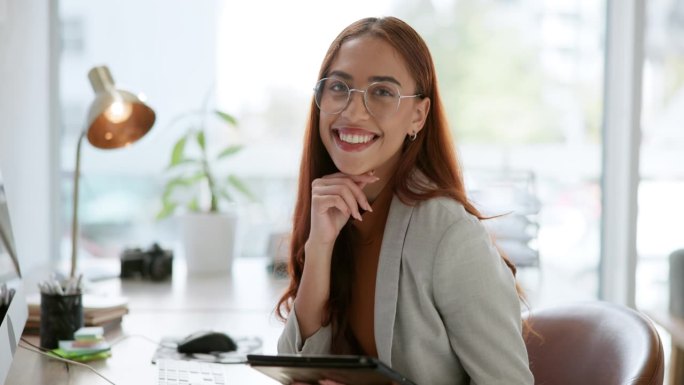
[341, 90, 370, 118]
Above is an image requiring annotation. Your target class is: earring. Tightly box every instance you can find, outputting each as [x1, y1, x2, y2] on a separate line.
[408, 132, 417, 141]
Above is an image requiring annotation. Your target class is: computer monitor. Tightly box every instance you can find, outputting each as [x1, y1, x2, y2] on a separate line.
[0, 170, 28, 384]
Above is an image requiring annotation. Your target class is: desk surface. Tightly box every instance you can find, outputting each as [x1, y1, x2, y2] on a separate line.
[6, 257, 288, 384]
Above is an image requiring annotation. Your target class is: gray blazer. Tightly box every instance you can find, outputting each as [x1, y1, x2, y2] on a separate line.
[278, 195, 534, 385]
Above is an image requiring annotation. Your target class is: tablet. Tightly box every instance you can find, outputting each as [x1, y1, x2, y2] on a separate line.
[246, 354, 417, 385]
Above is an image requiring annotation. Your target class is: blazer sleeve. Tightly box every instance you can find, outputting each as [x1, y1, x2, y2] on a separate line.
[277, 305, 332, 354]
[432, 219, 534, 385]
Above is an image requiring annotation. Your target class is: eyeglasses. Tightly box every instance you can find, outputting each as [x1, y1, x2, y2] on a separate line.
[314, 77, 422, 119]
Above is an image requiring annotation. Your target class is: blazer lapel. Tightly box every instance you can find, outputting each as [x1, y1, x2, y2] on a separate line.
[374, 196, 413, 364]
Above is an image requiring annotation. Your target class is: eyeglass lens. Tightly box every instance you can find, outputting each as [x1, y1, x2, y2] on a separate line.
[314, 78, 401, 119]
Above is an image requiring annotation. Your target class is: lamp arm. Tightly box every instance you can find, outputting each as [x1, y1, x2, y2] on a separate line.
[70, 132, 86, 278]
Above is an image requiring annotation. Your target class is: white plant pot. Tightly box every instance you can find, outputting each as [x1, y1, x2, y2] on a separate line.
[180, 211, 239, 275]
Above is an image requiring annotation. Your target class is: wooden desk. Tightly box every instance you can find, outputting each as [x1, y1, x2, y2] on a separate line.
[646, 309, 684, 385]
[6, 257, 288, 384]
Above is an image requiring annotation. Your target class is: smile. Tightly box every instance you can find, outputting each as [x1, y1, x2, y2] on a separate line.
[332, 128, 379, 152]
[339, 132, 375, 144]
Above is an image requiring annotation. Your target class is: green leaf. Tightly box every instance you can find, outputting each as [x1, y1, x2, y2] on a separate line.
[166, 158, 201, 170]
[189, 170, 207, 183]
[188, 198, 200, 212]
[216, 145, 243, 160]
[170, 136, 188, 166]
[218, 188, 234, 203]
[196, 131, 206, 151]
[227, 175, 255, 200]
[214, 110, 238, 126]
[160, 174, 205, 203]
[163, 175, 196, 189]
[156, 202, 178, 221]
[161, 186, 174, 204]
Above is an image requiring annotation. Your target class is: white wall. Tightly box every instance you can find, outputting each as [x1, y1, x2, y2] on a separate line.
[0, 0, 57, 273]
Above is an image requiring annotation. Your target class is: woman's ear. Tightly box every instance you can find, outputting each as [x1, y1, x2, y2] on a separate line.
[410, 97, 431, 135]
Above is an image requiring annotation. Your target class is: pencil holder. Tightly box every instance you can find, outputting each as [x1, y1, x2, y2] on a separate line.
[39, 292, 84, 349]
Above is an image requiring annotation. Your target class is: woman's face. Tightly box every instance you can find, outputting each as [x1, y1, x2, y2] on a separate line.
[318, 36, 430, 179]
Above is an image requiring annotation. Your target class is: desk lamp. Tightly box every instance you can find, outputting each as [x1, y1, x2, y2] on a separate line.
[70, 65, 156, 278]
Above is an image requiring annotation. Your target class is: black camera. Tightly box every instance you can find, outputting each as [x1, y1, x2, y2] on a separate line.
[120, 243, 173, 281]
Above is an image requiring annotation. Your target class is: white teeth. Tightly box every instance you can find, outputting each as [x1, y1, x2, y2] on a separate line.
[339, 132, 374, 144]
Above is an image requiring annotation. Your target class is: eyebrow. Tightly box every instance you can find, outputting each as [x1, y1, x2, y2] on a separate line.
[328, 70, 403, 87]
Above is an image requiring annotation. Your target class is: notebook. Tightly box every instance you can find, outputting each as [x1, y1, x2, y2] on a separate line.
[246, 354, 417, 385]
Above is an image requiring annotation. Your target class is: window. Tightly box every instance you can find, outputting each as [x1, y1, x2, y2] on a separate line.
[59, 0, 606, 307]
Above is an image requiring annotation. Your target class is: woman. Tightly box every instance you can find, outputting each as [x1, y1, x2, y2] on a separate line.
[276, 16, 533, 385]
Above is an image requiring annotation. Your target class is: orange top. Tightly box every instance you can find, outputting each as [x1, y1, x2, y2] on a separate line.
[348, 182, 394, 357]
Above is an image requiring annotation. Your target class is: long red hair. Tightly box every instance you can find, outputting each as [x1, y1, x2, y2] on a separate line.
[276, 17, 521, 351]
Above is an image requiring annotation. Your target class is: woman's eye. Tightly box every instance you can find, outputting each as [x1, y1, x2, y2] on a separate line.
[372, 85, 395, 97]
[329, 81, 348, 93]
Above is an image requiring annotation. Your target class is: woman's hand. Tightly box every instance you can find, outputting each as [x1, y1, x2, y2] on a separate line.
[294, 171, 379, 340]
[308, 172, 379, 246]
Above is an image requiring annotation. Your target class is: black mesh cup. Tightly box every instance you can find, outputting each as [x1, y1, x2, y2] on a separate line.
[39, 292, 84, 349]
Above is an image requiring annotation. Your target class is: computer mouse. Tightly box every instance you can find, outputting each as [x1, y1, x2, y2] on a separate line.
[177, 331, 237, 354]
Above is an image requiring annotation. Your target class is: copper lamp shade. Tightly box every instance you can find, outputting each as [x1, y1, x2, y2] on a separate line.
[85, 66, 155, 148]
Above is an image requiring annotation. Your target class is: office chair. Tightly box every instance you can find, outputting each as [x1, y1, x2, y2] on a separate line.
[523, 301, 664, 385]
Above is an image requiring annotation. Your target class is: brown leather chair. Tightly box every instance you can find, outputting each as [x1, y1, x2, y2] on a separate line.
[523, 302, 664, 385]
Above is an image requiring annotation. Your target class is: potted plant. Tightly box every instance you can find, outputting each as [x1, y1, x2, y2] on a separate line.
[157, 108, 253, 274]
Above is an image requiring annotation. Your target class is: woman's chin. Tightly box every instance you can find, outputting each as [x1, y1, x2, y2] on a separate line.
[334, 163, 372, 177]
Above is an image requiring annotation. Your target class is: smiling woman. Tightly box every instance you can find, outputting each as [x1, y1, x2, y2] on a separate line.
[276, 16, 533, 385]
